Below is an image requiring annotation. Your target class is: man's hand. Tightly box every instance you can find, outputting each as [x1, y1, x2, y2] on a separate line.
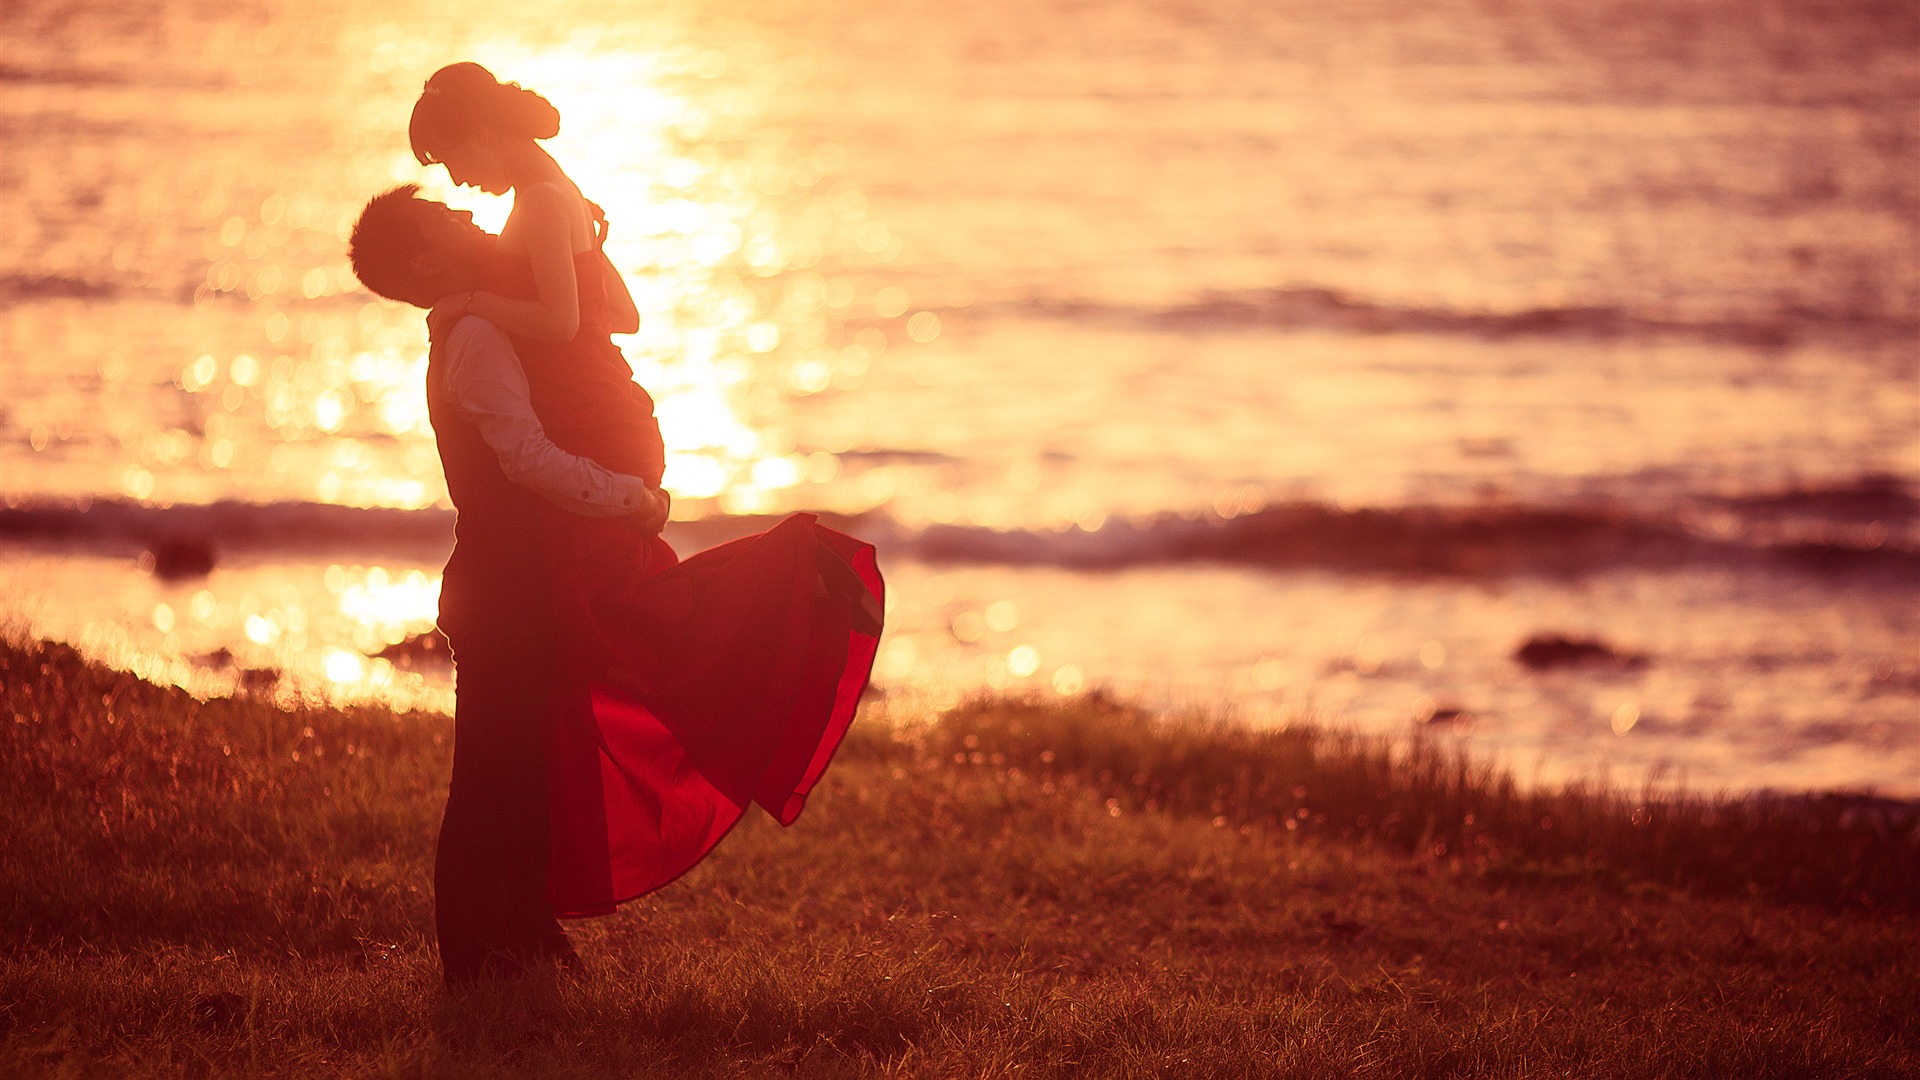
[626, 486, 670, 536]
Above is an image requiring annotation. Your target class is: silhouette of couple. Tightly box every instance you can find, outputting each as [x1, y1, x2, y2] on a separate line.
[347, 63, 883, 986]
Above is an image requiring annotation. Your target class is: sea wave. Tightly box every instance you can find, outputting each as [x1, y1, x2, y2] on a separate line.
[0, 275, 122, 301]
[3, 483, 1912, 577]
[996, 287, 1917, 344]
[0, 500, 455, 555]
[884, 498, 1916, 575]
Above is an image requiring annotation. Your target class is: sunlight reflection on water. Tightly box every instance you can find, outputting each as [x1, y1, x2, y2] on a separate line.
[3, 0, 1917, 794]
[387, 34, 915, 518]
[8, 13, 894, 522]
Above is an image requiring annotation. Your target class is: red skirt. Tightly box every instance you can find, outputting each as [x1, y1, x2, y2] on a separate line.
[539, 510, 882, 917]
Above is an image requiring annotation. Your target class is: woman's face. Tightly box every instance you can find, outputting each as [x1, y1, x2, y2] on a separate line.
[435, 130, 513, 195]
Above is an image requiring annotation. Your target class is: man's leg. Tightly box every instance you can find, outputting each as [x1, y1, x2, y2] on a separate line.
[435, 602, 569, 984]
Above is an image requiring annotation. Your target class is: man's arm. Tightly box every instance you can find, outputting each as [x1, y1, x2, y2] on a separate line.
[439, 316, 665, 525]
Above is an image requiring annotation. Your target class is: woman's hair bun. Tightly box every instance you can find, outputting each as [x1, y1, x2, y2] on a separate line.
[504, 83, 561, 140]
[411, 62, 559, 162]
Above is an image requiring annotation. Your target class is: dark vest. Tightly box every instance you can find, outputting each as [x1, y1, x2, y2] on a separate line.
[480, 249, 665, 484]
[426, 339, 550, 645]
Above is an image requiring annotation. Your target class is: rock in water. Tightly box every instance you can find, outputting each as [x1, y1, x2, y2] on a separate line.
[1514, 633, 1648, 670]
[143, 538, 217, 579]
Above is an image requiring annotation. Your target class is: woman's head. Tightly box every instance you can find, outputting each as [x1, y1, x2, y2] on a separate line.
[409, 63, 559, 194]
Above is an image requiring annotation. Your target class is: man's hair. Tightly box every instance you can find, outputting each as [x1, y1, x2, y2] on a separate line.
[347, 185, 435, 309]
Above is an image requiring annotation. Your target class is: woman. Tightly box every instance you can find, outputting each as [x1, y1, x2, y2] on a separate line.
[410, 62, 883, 918]
[410, 62, 663, 490]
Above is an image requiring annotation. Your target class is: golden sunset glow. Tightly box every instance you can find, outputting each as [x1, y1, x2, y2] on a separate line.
[393, 38, 853, 517]
[111, 28, 886, 521]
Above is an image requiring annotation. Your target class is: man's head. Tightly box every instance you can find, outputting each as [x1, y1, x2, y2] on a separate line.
[347, 185, 492, 309]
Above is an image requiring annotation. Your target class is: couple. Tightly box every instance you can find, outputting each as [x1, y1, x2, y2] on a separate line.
[347, 62, 884, 986]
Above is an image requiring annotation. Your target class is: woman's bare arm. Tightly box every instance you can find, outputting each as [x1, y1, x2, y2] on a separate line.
[432, 183, 581, 342]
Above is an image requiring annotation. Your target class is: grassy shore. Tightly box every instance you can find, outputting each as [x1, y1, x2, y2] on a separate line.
[3, 635, 1917, 1078]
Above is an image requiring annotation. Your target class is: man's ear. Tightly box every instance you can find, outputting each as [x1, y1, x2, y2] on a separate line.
[409, 252, 442, 281]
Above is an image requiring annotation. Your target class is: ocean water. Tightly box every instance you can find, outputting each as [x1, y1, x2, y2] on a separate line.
[3, 0, 1916, 794]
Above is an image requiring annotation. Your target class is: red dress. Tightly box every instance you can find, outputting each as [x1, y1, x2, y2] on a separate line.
[482, 224, 882, 918]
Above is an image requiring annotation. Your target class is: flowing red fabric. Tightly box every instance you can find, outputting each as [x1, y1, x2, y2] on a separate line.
[541, 513, 880, 917]
[482, 230, 882, 919]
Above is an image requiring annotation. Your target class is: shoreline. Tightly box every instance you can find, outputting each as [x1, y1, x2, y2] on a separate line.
[8, 602, 1920, 810]
[6, 492, 1918, 808]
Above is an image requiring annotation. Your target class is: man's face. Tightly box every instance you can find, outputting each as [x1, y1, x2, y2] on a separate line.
[409, 200, 491, 292]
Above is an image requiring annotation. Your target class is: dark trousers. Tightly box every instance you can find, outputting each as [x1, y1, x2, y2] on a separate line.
[434, 577, 569, 984]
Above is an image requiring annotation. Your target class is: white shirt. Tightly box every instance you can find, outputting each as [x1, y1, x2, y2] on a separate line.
[434, 315, 652, 518]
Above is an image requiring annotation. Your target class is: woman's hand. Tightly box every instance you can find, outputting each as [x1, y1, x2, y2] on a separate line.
[426, 291, 474, 342]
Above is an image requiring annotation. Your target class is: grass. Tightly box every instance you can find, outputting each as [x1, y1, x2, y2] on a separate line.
[2, 633, 1917, 1077]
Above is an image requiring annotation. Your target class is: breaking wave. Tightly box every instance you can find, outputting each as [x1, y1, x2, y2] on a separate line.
[995, 286, 1917, 344]
[4, 478, 1913, 577]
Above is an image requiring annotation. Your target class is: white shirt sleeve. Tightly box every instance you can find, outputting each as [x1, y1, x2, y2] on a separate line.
[438, 316, 652, 518]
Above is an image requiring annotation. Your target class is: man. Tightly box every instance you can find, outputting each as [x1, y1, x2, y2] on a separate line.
[347, 185, 665, 985]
